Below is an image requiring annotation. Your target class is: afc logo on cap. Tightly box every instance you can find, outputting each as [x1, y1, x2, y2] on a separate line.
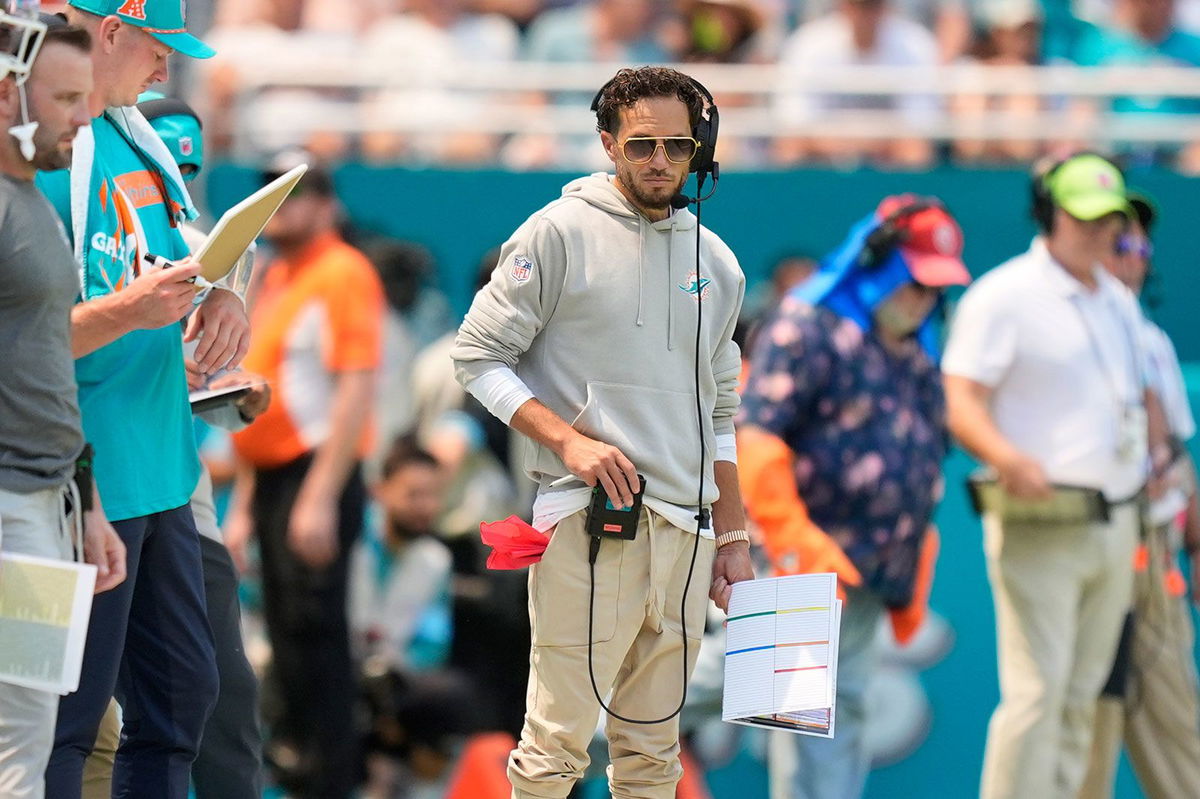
[116, 0, 147, 21]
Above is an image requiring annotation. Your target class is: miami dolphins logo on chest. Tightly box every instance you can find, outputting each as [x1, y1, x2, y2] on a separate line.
[677, 272, 712, 301]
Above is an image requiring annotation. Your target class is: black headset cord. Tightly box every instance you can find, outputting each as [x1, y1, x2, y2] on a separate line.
[586, 171, 709, 725]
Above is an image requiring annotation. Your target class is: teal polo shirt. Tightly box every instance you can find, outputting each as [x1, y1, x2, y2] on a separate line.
[1073, 24, 1200, 115]
[37, 114, 199, 521]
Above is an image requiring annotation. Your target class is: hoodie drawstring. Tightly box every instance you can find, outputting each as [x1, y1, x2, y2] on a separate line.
[666, 221, 676, 351]
[636, 217, 645, 327]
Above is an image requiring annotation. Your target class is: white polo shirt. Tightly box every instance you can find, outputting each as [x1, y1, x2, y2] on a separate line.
[1143, 318, 1196, 443]
[1142, 317, 1195, 524]
[943, 239, 1148, 501]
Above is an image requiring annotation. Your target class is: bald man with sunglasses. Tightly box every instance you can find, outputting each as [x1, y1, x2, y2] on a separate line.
[452, 65, 752, 799]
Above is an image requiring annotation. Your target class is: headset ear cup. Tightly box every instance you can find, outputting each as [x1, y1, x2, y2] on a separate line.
[859, 198, 937, 268]
[687, 77, 718, 176]
[692, 117, 711, 175]
[1030, 175, 1054, 232]
[861, 223, 899, 268]
[702, 103, 719, 174]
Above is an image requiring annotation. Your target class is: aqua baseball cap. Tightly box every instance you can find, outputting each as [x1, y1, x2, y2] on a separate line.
[1046, 153, 1131, 221]
[68, 0, 215, 59]
[137, 90, 203, 180]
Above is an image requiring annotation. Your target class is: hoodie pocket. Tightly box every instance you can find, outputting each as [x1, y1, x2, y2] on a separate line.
[572, 381, 712, 507]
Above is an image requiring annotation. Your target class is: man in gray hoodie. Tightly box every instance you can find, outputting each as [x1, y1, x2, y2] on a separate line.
[452, 66, 753, 799]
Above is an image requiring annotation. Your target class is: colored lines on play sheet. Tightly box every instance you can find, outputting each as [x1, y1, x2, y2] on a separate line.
[725, 603, 832, 659]
[725, 639, 831, 657]
[726, 605, 831, 624]
[720, 572, 839, 729]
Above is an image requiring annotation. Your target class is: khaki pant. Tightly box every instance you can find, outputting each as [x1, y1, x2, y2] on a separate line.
[980, 504, 1138, 799]
[508, 508, 714, 799]
[81, 700, 119, 799]
[1079, 522, 1200, 799]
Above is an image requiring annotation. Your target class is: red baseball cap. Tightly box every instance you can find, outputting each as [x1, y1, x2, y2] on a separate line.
[875, 195, 971, 288]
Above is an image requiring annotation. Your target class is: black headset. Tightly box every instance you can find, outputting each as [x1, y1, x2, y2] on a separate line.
[859, 196, 946, 268]
[1030, 151, 1122, 233]
[589, 72, 720, 181]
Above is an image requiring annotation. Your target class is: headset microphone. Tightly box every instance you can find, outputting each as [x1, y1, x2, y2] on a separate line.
[670, 162, 721, 210]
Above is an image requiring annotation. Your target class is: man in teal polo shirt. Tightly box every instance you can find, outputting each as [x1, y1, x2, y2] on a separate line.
[35, 3, 249, 797]
[1072, 0, 1200, 165]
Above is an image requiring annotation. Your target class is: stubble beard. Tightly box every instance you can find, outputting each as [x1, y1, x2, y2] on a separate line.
[32, 141, 72, 172]
[618, 163, 687, 212]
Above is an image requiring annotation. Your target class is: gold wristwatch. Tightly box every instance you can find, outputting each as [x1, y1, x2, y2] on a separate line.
[715, 528, 750, 548]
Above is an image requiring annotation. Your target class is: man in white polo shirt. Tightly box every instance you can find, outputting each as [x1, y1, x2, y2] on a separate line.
[942, 152, 1147, 799]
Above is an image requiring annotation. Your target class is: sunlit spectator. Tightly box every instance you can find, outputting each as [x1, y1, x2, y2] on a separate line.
[773, 0, 940, 168]
[1073, 0, 1200, 169]
[679, 0, 772, 62]
[952, 0, 1057, 164]
[200, 0, 366, 158]
[796, 0, 972, 61]
[360, 0, 521, 164]
[503, 0, 682, 169]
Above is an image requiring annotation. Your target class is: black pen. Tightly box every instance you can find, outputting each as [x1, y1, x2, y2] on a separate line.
[142, 252, 213, 290]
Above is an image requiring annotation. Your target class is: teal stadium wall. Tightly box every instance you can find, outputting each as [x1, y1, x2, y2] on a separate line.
[208, 165, 1200, 799]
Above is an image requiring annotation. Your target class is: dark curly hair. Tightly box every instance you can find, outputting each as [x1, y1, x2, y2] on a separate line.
[594, 66, 704, 136]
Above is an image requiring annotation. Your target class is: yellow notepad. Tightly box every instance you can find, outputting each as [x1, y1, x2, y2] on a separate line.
[193, 163, 307, 283]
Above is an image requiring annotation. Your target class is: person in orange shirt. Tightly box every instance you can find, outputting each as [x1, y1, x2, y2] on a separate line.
[225, 151, 385, 799]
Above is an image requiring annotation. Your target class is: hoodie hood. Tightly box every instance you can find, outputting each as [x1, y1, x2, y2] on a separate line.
[561, 173, 697, 231]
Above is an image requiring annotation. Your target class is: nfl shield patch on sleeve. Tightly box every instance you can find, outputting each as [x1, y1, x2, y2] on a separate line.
[510, 254, 533, 283]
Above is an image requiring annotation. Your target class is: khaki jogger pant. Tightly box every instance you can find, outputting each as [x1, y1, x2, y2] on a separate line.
[979, 504, 1138, 799]
[1079, 521, 1200, 799]
[508, 508, 714, 799]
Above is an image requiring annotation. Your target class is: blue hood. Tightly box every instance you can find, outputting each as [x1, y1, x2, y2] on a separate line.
[792, 211, 944, 359]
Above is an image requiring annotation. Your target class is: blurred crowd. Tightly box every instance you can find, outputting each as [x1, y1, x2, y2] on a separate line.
[186, 0, 1200, 170]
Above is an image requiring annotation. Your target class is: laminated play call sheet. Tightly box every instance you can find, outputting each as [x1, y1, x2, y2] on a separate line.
[722, 573, 842, 737]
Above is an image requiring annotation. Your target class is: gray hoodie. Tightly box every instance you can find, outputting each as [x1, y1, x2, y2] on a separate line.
[452, 173, 744, 512]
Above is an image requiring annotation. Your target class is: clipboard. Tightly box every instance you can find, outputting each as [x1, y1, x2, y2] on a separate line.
[189, 382, 260, 414]
[193, 164, 307, 283]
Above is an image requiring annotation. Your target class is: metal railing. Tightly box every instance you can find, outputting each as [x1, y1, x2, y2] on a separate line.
[225, 60, 1200, 158]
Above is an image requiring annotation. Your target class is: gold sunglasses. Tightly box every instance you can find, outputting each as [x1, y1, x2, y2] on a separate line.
[620, 136, 700, 164]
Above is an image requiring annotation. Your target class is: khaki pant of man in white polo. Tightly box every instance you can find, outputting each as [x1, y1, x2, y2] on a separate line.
[508, 507, 714, 799]
[980, 504, 1138, 799]
[1079, 520, 1200, 799]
